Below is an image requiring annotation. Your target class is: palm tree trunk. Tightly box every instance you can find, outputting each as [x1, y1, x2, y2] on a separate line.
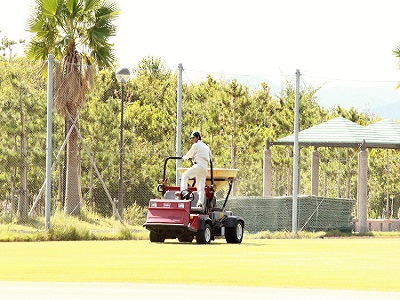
[64, 122, 81, 215]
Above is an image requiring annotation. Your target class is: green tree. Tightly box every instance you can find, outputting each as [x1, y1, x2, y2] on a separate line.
[182, 77, 278, 196]
[80, 57, 177, 211]
[0, 36, 25, 61]
[123, 57, 177, 205]
[270, 80, 328, 196]
[0, 56, 48, 220]
[26, 0, 120, 215]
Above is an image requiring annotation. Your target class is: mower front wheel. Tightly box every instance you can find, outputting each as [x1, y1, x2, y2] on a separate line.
[225, 221, 244, 244]
[196, 224, 212, 244]
[149, 231, 165, 243]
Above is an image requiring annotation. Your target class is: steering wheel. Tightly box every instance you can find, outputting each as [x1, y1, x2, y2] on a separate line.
[181, 189, 195, 202]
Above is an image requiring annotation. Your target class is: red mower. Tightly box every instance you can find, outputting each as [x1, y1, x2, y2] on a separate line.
[143, 156, 244, 244]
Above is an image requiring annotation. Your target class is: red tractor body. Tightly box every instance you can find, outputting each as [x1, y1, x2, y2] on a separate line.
[143, 157, 244, 244]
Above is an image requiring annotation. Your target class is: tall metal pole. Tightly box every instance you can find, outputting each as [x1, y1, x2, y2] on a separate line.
[263, 138, 272, 197]
[292, 69, 301, 234]
[176, 63, 183, 185]
[117, 82, 125, 216]
[357, 141, 368, 233]
[45, 54, 54, 230]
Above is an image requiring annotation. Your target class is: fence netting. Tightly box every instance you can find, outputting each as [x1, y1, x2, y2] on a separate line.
[218, 196, 355, 233]
[2, 58, 400, 234]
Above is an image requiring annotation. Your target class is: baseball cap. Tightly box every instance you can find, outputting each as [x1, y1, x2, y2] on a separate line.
[190, 131, 200, 139]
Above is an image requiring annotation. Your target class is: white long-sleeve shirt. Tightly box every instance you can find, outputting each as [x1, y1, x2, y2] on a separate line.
[182, 140, 211, 167]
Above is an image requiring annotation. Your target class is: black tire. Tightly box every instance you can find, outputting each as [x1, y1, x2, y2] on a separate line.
[196, 224, 212, 244]
[225, 221, 244, 244]
[149, 231, 165, 243]
[178, 236, 194, 243]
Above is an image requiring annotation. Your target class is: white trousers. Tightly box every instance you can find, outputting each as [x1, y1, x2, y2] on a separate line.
[181, 164, 207, 206]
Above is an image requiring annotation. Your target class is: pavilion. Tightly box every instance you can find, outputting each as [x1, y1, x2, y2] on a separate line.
[263, 117, 400, 233]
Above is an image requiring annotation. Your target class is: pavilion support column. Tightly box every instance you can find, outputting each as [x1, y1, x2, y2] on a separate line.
[357, 142, 368, 233]
[263, 138, 272, 197]
[311, 146, 320, 196]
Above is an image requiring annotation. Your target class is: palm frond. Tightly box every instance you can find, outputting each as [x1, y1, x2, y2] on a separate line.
[392, 46, 400, 90]
[27, 0, 120, 113]
[393, 46, 400, 59]
[27, 0, 119, 66]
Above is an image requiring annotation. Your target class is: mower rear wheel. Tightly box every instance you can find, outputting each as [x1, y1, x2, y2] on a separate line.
[225, 221, 244, 244]
[196, 224, 212, 244]
[149, 231, 165, 243]
[178, 236, 194, 243]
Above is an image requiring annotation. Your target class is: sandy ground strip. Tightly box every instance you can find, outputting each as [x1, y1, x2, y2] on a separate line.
[0, 282, 399, 300]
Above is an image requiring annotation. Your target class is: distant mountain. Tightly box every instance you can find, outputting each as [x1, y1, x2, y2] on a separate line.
[371, 102, 400, 120]
[233, 76, 400, 120]
[316, 86, 400, 120]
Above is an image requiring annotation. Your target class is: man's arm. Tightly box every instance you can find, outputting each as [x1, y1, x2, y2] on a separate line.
[182, 143, 197, 160]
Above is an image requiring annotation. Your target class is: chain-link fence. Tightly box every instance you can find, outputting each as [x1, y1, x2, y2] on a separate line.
[219, 196, 355, 233]
[2, 58, 400, 235]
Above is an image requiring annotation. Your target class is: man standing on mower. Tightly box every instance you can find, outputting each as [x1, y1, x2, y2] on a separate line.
[176, 131, 211, 212]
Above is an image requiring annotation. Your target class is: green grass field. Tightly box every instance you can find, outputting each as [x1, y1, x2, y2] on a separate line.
[0, 238, 398, 292]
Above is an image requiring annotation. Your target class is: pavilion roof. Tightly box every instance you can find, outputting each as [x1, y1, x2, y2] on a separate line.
[272, 117, 400, 149]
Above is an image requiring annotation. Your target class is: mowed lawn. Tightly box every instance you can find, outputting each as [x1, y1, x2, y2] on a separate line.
[0, 238, 398, 291]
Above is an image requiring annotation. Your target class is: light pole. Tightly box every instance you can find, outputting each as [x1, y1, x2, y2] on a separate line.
[116, 67, 131, 217]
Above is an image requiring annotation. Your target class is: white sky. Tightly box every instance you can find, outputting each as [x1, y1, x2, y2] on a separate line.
[1, 0, 400, 112]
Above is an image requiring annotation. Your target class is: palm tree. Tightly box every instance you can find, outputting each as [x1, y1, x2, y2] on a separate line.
[27, 0, 120, 215]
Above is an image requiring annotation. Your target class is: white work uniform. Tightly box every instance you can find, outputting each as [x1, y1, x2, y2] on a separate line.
[181, 140, 211, 207]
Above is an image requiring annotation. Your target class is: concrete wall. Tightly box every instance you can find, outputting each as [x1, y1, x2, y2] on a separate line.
[353, 219, 400, 232]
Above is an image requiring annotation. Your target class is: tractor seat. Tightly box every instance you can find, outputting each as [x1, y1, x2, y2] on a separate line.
[164, 190, 177, 200]
[188, 192, 206, 213]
